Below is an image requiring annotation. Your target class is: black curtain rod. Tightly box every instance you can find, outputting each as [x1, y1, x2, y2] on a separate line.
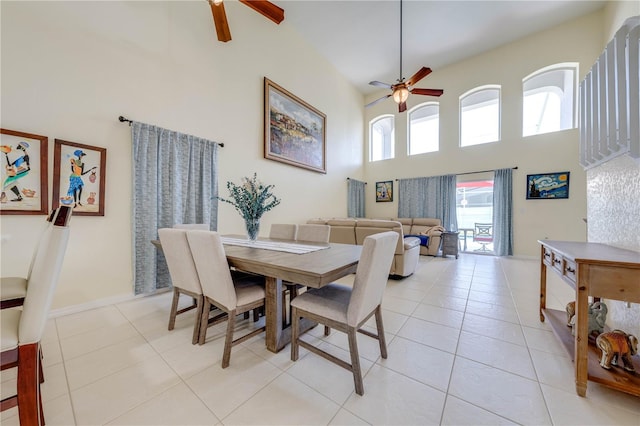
[118, 116, 224, 147]
[395, 166, 518, 181]
[346, 177, 367, 184]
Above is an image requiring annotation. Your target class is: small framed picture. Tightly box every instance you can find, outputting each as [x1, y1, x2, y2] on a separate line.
[0, 128, 48, 215]
[526, 171, 570, 199]
[376, 180, 393, 202]
[53, 139, 107, 216]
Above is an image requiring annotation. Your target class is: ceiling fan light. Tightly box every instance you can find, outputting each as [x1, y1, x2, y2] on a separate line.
[393, 87, 409, 104]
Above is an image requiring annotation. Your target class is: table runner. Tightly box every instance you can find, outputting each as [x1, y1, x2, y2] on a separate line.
[220, 237, 329, 254]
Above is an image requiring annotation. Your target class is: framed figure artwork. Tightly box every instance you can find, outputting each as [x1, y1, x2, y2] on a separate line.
[526, 171, 570, 200]
[376, 180, 393, 202]
[0, 128, 48, 215]
[264, 77, 326, 173]
[53, 139, 107, 216]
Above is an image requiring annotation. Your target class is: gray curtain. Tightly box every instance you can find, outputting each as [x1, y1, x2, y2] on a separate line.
[492, 168, 513, 256]
[132, 121, 220, 295]
[398, 175, 457, 230]
[347, 179, 366, 218]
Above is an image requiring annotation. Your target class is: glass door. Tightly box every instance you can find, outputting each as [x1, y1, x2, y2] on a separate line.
[456, 180, 494, 253]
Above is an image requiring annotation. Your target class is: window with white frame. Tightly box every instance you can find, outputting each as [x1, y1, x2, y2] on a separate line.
[369, 115, 395, 161]
[409, 103, 439, 155]
[522, 63, 578, 137]
[460, 86, 501, 147]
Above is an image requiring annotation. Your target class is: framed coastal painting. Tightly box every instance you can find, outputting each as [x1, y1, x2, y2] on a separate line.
[52, 139, 107, 216]
[526, 171, 570, 199]
[376, 180, 393, 202]
[0, 128, 48, 215]
[264, 77, 326, 173]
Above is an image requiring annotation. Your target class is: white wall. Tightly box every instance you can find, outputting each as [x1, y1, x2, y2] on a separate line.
[0, 1, 364, 309]
[363, 11, 606, 257]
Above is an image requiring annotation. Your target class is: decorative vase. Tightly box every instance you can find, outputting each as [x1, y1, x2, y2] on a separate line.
[245, 218, 260, 241]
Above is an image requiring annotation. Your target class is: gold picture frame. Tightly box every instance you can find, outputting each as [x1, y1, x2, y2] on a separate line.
[264, 77, 326, 173]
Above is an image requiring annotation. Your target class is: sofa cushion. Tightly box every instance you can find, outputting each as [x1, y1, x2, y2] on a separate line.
[327, 218, 357, 244]
[405, 235, 428, 247]
[403, 236, 421, 250]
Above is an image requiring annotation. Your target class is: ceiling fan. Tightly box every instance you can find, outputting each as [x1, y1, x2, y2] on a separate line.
[208, 0, 284, 43]
[365, 0, 443, 113]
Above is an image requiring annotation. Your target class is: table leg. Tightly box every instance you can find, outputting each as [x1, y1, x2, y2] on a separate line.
[264, 276, 283, 353]
[539, 247, 547, 322]
[264, 276, 318, 353]
[463, 230, 468, 251]
[574, 264, 589, 397]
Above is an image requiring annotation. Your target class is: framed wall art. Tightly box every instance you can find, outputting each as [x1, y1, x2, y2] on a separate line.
[0, 128, 48, 215]
[526, 171, 570, 199]
[53, 139, 107, 216]
[264, 77, 326, 173]
[376, 180, 393, 202]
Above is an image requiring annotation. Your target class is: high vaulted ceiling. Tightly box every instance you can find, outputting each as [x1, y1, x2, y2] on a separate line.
[278, 0, 607, 95]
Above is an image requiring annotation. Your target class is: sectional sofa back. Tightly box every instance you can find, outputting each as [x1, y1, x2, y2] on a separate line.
[354, 219, 404, 255]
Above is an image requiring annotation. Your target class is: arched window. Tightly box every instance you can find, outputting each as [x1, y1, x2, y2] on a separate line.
[523, 63, 578, 137]
[409, 103, 439, 155]
[460, 85, 501, 147]
[369, 115, 395, 161]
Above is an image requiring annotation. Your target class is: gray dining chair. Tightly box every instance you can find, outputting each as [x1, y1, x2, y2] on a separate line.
[269, 223, 297, 240]
[281, 224, 332, 325]
[158, 228, 206, 344]
[186, 230, 266, 368]
[290, 231, 398, 396]
[0, 208, 71, 424]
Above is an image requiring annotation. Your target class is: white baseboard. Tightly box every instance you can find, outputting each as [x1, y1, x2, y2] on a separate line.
[49, 288, 171, 319]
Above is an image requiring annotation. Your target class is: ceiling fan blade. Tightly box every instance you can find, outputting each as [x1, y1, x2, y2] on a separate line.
[369, 81, 393, 89]
[365, 94, 391, 108]
[399, 101, 407, 113]
[406, 67, 432, 87]
[209, 0, 232, 42]
[239, 0, 284, 24]
[411, 88, 444, 97]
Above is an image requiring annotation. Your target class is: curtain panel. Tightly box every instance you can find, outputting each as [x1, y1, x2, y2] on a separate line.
[492, 168, 513, 256]
[398, 175, 457, 230]
[347, 179, 366, 218]
[132, 122, 220, 295]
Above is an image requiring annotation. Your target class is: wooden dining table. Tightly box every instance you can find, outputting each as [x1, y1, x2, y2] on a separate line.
[152, 235, 363, 353]
[221, 235, 362, 353]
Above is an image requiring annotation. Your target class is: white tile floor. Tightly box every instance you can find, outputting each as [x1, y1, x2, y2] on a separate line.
[3, 255, 640, 425]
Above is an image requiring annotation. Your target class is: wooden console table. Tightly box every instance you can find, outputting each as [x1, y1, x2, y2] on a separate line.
[538, 240, 640, 397]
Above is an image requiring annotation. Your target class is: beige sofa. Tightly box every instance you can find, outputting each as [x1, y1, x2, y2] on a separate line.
[391, 218, 444, 256]
[307, 218, 420, 278]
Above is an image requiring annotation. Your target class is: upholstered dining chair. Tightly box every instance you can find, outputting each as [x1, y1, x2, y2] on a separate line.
[290, 231, 398, 396]
[0, 208, 71, 425]
[269, 223, 297, 240]
[158, 228, 206, 344]
[186, 230, 266, 368]
[1, 208, 60, 310]
[281, 224, 332, 325]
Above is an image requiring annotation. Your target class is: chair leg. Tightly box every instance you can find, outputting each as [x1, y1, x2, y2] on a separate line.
[198, 298, 211, 345]
[290, 307, 300, 361]
[191, 295, 204, 345]
[324, 326, 331, 336]
[374, 306, 388, 359]
[347, 327, 364, 396]
[168, 287, 180, 330]
[17, 343, 42, 425]
[222, 309, 236, 368]
[253, 308, 260, 322]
